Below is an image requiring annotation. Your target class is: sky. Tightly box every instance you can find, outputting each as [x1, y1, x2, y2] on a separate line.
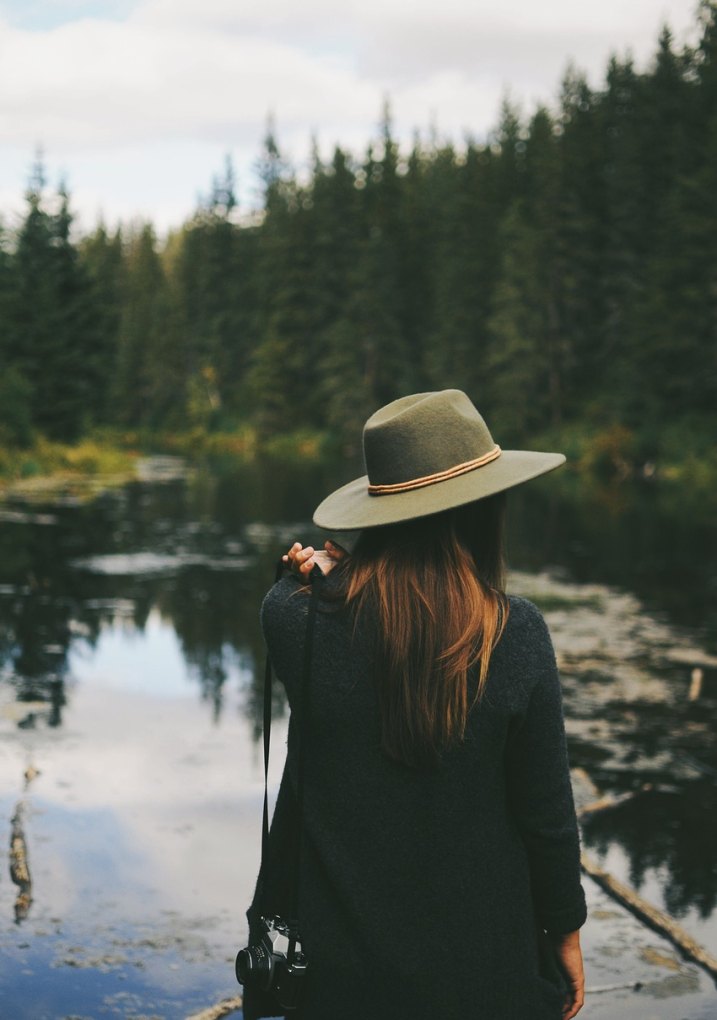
[0, 0, 702, 233]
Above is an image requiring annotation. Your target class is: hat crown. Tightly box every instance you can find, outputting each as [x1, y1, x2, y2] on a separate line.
[363, 390, 495, 487]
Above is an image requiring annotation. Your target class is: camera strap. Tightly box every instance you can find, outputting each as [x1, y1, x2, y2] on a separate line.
[261, 559, 322, 963]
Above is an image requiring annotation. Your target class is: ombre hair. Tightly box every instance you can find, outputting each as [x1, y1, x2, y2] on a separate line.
[336, 493, 509, 768]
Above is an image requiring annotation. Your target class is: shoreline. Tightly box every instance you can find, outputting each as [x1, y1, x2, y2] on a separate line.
[0, 428, 328, 501]
[1, 423, 715, 506]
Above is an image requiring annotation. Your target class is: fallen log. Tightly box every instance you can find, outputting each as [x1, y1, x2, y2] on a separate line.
[586, 981, 643, 994]
[578, 784, 652, 819]
[581, 850, 717, 981]
[10, 801, 33, 922]
[185, 995, 243, 1020]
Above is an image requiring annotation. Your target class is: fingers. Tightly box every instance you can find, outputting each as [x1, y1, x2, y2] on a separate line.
[562, 985, 585, 1018]
[283, 539, 347, 580]
[283, 543, 317, 576]
[294, 547, 316, 576]
[296, 547, 316, 575]
[282, 541, 302, 565]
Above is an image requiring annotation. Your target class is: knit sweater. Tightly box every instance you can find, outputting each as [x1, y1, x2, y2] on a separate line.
[244, 574, 587, 1020]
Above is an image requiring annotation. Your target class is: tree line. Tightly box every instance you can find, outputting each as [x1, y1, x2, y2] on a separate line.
[1, 3, 715, 465]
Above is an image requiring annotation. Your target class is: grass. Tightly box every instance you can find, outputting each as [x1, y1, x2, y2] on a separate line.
[0, 425, 330, 498]
[534, 418, 717, 515]
[0, 436, 135, 480]
[0, 434, 139, 500]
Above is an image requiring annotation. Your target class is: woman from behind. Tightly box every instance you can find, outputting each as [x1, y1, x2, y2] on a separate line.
[244, 389, 586, 1020]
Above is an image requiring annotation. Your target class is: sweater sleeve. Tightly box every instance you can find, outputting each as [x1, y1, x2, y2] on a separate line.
[259, 574, 309, 708]
[506, 608, 587, 936]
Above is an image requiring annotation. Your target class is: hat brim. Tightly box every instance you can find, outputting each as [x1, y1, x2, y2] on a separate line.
[313, 450, 565, 531]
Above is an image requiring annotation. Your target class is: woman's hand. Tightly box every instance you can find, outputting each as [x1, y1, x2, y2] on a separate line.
[553, 930, 584, 1018]
[283, 540, 347, 579]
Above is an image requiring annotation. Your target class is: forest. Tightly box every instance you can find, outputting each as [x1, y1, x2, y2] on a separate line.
[0, 2, 716, 481]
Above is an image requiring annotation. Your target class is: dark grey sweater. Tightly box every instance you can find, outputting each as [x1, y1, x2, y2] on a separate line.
[245, 575, 586, 1020]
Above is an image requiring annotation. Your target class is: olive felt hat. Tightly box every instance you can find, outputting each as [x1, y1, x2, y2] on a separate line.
[313, 389, 565, 531]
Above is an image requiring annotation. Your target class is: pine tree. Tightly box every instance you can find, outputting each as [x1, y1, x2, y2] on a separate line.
[112, 224, 172, 427]
[556, 67, 607, 414]
[246, 128, 318, 435]
[6, 163, 102, 440]
[628, 23, 717, 430]
[0, 220, 32, 444]
[310, 146, 375, 444]
[487, 201, 553, 441]
[423, 140, 501, 402]
[168, 157, 251, 427]
[353, 106, 415, 407]
[79, 222, 124, 427]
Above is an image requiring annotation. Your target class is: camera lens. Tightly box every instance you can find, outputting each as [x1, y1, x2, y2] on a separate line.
[236, 945, 273, 988]
[235, 948, 252, 984]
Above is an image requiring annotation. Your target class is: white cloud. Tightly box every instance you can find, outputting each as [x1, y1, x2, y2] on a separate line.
[133, 0, 693, 38]
[0, 17, 377, 148]
[0, 676, 281, 932]
[0, 0, 701, 228]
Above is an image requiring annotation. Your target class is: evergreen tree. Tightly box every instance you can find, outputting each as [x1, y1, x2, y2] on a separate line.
[556, 67, 607, 414]
[79, 222, 123, 426]
[112, 224, 172, 427]
[168, 157, 251, 427]
[424, 140, 501, 402]
[310, 146, 375, 444]
[0, 220, 32, 444]
[487, 201, 553, 441]
[353, 106, 415, 406]
[5, 163, 102, 440]
[596, 55, 646, 409]
[2, 4, 715, 457]
[246, 128, 318, 435]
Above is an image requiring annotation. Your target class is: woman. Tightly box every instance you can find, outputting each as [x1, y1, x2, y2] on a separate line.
[244, 390, 587, 1019]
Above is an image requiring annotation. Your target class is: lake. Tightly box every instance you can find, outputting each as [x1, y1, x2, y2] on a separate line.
[0, 457, 715, 1018]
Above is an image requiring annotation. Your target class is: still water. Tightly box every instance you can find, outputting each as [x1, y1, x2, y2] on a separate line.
[0, 458, 715, 1018]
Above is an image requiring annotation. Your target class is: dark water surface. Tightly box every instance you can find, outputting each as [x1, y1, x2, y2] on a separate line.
[0, 458, 715, 1018]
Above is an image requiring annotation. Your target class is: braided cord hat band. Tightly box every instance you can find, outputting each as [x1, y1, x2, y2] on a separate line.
[368, 446, 502, 496]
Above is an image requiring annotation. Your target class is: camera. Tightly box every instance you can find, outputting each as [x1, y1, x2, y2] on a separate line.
[235, 915, 308, 1012]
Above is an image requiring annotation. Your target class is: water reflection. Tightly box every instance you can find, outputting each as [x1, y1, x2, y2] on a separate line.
[583, 783, 717, 921]
[508, 480, 717, 641]
[0, 461, 351, 737]
[0, 459, 716, 956]
[0, 676, 285, 1016]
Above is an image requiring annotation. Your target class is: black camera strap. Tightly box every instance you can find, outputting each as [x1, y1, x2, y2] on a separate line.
[260, 559, 286, 874]
[261, 559, 322, 962]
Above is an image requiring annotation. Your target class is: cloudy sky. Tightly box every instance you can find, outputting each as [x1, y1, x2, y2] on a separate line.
[0, 0, 700, 232]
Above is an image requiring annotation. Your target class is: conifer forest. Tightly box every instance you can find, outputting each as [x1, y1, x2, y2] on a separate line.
[1, 4, 716, 472]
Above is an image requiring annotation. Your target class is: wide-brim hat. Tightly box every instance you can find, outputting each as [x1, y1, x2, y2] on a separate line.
[313, 389, 565, 531]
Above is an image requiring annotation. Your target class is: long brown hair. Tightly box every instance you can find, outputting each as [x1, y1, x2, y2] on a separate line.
[336, 494, 509, 767]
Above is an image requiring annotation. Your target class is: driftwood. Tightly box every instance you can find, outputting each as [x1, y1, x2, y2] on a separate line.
[586, 981, 644, 994]
[688, 667, 703, 701]
[581, 850, 717, 981]
[185, 995, 244, 1020]
[9, 801, 33, 922]
[577, 785, 652, 819]
[575, 765, 717, 981]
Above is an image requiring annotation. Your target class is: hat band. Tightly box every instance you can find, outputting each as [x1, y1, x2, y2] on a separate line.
[367, 445, 502, 496]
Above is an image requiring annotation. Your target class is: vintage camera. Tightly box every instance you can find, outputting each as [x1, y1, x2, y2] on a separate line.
[235, 915, 308, 1012]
